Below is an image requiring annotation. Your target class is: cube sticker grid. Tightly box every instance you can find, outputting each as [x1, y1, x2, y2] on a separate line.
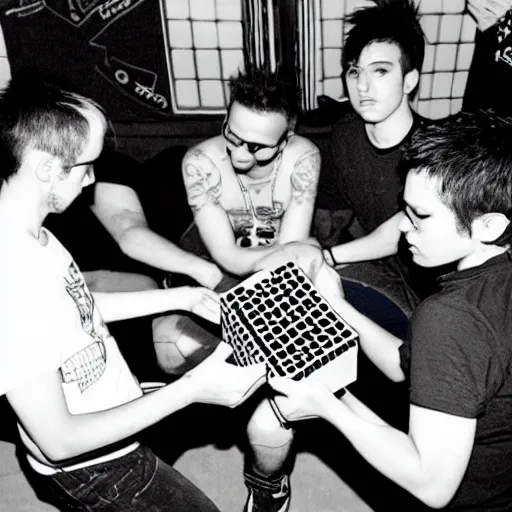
[220, 261, 358, 392]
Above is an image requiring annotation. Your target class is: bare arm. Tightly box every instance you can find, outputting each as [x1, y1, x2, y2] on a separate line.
[7, 343, 266, 463]
[270, 379, 476, 509]
[323, 212, 404, 266]
[328, 292, 405, 381]
[278, 149, 321, 243]
[92, 286, 220, 325]
[182, 148, 320, 276]
[91, 182, 222, 289]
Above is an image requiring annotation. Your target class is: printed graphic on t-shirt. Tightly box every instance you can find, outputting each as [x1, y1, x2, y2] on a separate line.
[228, 204, 284, 248]
[497, 10, 512, 67]
[61, 261, 110, 392]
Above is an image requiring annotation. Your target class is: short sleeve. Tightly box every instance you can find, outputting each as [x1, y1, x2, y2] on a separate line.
[408, 296, 497, 418]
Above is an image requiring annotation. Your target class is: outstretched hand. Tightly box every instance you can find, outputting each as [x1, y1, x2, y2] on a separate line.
[181, 286, 221, 324]
[269, 376, 334, 422]
[186, 342, 267, 408]
[254, 240, 324, 282]
[255, 240, 344, 304]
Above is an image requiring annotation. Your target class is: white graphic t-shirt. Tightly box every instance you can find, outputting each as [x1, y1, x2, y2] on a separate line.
[0, 226, 142, 470]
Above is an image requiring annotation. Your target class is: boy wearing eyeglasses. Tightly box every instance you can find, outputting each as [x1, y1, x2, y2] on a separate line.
[270, 109, 512, 512]
[0, 72, 267, 512]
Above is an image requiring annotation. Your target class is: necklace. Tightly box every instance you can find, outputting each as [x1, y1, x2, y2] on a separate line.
[235, 153, 282, 218]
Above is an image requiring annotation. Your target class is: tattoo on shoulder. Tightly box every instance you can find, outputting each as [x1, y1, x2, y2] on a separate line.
[290, 150, 320, 204]
[182, 150, 222, 213]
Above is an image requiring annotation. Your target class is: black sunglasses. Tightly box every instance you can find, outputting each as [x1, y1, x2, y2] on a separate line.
[222, 120, 288, 154]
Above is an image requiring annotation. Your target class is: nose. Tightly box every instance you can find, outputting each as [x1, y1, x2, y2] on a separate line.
[357, 71, 369, 92]
[398, 212, 413, 234]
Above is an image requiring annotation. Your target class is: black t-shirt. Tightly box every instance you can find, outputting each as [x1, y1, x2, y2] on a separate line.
[316, 112, 442, 299]
[400, 253, 512, 510]
[317, 112, 415, 233]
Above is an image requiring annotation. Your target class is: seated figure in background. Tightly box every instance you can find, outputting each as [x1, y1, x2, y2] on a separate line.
[314, 0, 439, 330]
[153, 66, 322, 512]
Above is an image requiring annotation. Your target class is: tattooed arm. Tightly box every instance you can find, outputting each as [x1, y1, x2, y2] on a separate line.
[278, 146, 321, 244]
[91, 181, 222, 289]
[182, 147, 316, 276]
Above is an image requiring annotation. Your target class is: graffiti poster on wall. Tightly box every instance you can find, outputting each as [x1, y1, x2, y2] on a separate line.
[0, 0, 173, 120]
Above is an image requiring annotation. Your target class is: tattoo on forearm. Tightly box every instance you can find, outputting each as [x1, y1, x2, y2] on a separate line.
[182, 150, 222, 213]
[290, 150, 320, 204]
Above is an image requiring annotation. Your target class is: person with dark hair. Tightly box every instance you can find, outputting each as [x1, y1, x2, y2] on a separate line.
[270, 109, 512, 511]
[315, 0, 432, 323]
[152, 66, 321, 512]
[0, 72, 267, 511]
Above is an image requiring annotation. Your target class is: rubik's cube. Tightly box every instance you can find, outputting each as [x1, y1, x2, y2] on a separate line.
[220, 261, 358, 392]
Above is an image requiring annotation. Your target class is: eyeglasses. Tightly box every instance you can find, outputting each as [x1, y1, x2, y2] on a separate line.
[222, 120, 288, 155]
[69, 158, 98, 169]
[62, 158, 98, 181]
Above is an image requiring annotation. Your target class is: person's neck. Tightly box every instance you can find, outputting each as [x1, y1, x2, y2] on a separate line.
[240, 161, 276, 181]
[0, 183, 47, 243]
[458, 244, 509, 271]
[365, 103, 415, 150]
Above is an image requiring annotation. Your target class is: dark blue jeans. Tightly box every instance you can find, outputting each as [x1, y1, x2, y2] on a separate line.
[341, 279, 408, 340]
[35, 445, 220, 512]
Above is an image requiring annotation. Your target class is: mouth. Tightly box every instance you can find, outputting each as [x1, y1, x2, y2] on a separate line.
[359, 98, 376, 107]
[233, 160, 254, 171]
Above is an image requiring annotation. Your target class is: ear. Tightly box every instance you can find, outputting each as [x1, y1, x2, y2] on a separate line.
[403, 69, 419, 95]
[473, 212, 510, 243]
[35, 156, 57, 183]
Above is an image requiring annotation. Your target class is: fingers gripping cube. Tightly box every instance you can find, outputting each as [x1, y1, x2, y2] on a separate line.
[220, 261, 358, 392]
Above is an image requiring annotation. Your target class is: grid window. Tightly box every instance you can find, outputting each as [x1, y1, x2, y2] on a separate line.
[165, 0, 245, 114]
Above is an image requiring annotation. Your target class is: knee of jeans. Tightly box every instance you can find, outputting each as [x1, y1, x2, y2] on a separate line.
[246, 400, 294, 447]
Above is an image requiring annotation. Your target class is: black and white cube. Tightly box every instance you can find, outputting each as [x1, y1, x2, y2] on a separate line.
[220, 261, 358, 392]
